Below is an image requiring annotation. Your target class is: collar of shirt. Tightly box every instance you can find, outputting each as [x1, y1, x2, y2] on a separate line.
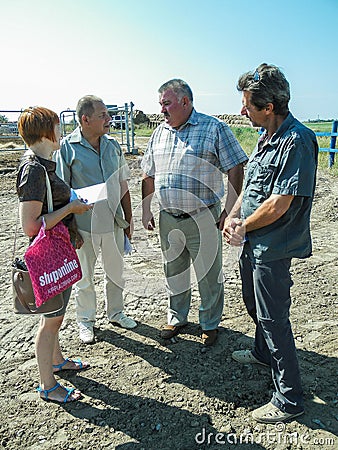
[256, 113, 294, 153]
[22, 151, 56, 174]
[68, 126, 85, 144]
[35, 155, 56, 173]
[273, 112, 293, 136]
[67, 126, 113, 152]
[267, 112, 294, 147]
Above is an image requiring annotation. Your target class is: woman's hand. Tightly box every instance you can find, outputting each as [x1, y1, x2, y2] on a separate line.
[69, 199, 93, 215]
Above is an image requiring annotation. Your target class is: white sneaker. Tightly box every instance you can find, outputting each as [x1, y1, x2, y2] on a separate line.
[79, 323, 94, 344]
[231, 349, 269, 366]
[110, 312, 137, 329]
[252, 402, 304, 423]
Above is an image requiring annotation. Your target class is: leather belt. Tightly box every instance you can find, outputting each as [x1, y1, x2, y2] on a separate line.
[168, 204, 214, 219]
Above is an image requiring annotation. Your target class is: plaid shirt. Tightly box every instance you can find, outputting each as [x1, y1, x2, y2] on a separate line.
[141, 109, 248, 213]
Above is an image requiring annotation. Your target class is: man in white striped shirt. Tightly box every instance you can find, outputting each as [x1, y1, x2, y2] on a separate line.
[141, 79, 248, 346]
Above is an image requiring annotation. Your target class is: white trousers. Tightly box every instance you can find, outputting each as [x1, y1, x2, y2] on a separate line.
[75, 224, 125, 324]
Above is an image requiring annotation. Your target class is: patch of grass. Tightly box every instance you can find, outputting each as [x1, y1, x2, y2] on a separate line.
[231, 124, 338, 175]
[318, 152, 338, 176]
[134, 122, 337, 175]
[304, 121, 338, 174]
[133, 124, 154, 137]
[303, 121, 336, 133]
[134, 124, 259, 154]
[230, 126, 258, 155]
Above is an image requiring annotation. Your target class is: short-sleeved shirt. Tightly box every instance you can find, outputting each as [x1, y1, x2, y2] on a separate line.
[141, 109, 248, 213]
[16, 153, 74, 240]
[55, 127, 130, 233]
[17, 153, 71, 210]
[242, 113, 318, 263]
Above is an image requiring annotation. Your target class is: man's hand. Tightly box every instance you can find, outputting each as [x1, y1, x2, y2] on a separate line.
[141, 175, 155, 230]
[142, 211, 155, 230]
[222, 218, 245, 246]
[217, 209, 228, 230]
[124, 217, 134, 240]
[74, 231, 84, 249]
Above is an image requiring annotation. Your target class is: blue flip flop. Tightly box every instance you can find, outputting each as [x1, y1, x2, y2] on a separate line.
[36, 382, 80, 403]
[52, 358, 90, 373]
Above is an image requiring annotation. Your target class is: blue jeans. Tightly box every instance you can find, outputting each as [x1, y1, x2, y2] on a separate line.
[239, 242, 304, 414]
[159, 204, 224, 331]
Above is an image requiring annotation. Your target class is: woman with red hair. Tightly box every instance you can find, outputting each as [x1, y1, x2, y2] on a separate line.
[17, 107, 92, 403]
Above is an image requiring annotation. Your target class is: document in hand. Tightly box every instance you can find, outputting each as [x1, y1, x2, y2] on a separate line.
[74, 183, 107, 203]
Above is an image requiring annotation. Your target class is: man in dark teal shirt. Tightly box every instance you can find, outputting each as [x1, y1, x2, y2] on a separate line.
[223, 63, 318, 423]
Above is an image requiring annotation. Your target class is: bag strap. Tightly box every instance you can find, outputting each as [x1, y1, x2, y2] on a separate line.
[42, 166, 53, 213]
[13, 162, 53, 259]
[12, 202, 20, 261]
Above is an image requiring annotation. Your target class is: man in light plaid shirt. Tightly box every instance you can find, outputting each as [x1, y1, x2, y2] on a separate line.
[141, 79, 248, 346]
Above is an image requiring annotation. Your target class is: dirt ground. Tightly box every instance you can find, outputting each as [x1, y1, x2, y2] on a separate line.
[0, 140, 337, 450]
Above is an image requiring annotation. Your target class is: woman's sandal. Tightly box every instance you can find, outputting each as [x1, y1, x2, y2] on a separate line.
[53, 358, 90, 373]
[36, 382, 81, 403]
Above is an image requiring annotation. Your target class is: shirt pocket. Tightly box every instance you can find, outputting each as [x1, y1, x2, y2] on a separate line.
[247, 160, 279, 198]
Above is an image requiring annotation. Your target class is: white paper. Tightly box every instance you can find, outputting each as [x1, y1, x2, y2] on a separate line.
[74, 183, 107, 203]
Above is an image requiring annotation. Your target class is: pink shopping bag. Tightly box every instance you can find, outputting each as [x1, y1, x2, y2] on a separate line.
[24, 218, 82, 307]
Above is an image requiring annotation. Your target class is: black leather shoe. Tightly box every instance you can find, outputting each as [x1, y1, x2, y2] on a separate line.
[201, 329, 218, 346]
[160, 324, 186, 339]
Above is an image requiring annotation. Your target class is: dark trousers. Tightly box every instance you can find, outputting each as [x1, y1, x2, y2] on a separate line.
[239, 242, 304, 413]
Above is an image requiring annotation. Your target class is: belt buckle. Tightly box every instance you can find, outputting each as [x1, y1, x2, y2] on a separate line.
[194, 207, 203, 215]
[172, 212, 190, 219]
[169, 205, 210, 219]
[190, 206, 207, 216]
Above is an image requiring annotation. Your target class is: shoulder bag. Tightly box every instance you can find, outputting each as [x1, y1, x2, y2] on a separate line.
[12, 166, 81, 314]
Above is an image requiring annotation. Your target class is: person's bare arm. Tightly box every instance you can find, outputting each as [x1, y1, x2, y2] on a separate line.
[20, 199, 92, 237]
[141, 174, 155, 230]
[120, 180, 133, 238]
[223, 194, 294, 246]
[218, 163, 244, 229]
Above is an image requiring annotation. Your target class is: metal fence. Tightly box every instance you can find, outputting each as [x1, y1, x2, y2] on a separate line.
[59, 102, 138, 155]
[0, 110, 27, 151]
[316, 120, 337, 168]
[1, 110, 336, 165]
[0, 102, 138, 155]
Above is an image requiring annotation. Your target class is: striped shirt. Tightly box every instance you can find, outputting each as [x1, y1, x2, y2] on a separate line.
[141, 109, 248, 213]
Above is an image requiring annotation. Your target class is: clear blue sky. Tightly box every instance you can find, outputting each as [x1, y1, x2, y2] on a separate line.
[1, 0, 337, 121]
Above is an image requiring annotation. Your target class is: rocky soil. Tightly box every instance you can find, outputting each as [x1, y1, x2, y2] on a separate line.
[0, 141, 337, 450]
